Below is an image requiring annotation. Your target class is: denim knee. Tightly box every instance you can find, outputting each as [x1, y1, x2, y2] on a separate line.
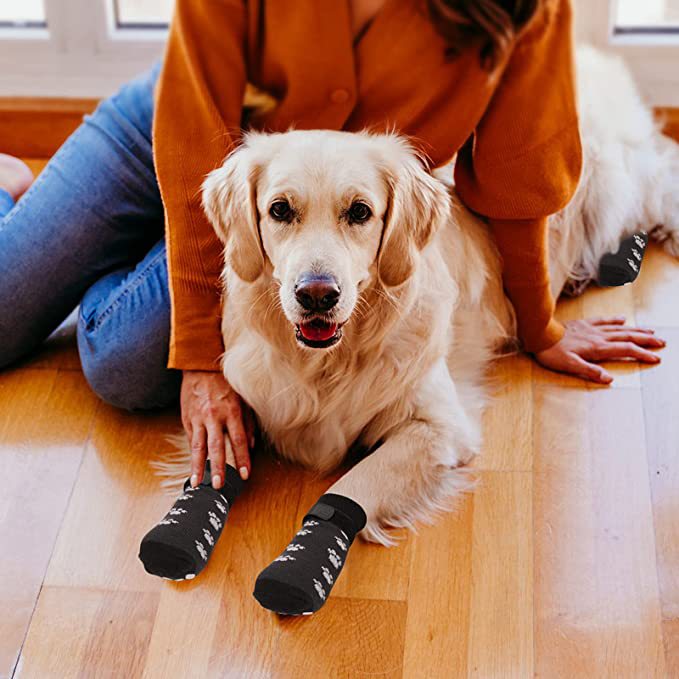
[82, 61, 162, 190]
[95, 60, 160, 140]
[77, 316, 181, 411]
[76, 266, 180, 412]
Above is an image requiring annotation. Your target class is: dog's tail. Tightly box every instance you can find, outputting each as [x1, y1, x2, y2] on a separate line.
[149, 433, 192, 496]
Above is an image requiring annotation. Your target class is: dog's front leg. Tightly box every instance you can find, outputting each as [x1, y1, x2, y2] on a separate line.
[252, 361, 481, 614]
[326, 358, 480, 546]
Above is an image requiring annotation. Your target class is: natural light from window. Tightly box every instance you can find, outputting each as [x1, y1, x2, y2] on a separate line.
[617, 0, 679, 29]
[115, 0, 173, 27]
[1, 1, 678, 33]
[0, 0, 45, 26]
[0, 0, 677, 104]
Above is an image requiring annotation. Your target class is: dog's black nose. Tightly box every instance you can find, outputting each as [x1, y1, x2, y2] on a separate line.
[295, 275, 340, 311]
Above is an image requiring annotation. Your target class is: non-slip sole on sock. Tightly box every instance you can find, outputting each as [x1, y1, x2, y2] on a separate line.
[598, 230, 648, 287]
[139, 462, 244, 581]
[253, 493, 367, 615]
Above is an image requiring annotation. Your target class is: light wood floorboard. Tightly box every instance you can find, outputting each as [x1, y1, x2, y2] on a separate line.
[1, 163, 678, 677]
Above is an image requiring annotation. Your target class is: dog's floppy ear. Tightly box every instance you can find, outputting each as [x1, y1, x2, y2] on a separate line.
[377, 156, 451, 288]
[202, 145, 265, 283]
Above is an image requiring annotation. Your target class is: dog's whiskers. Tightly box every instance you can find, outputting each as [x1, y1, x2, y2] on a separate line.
[246, 286, 275, 315]
[247, 286, 284, 328]
[353, 296, 372, 322]
[372, 287, 404, 319]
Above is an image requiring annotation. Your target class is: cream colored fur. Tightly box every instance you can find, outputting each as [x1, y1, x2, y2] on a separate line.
[153, 46, 679, 546]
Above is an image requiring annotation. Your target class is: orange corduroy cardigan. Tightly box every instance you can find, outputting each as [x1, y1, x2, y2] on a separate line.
[152, 0, 583, 371]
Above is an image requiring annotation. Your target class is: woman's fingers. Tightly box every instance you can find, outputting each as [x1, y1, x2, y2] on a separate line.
[603, 331, 665, 347]
[589, 316, 626, 326]
[180, 372, 254, 488]
[190, 426, 207, 487]
[224, 436, 237, 470]
[206, 422, 226, 489]
[593, 341, 661, 364]
[568, 354, 614, 384]
[598, 324, 656, 335]
[225, 402, 251, 481]
[244, 407, 256, 450]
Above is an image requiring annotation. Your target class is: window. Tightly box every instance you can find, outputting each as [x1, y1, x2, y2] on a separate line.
[615, 0, 679, 33]
[0, 0, 678, 103]
[114, 0, 173, 28]
[575, 0, 679, 107]
[0, 0, 46, 27]
[0, 0, 169, 98]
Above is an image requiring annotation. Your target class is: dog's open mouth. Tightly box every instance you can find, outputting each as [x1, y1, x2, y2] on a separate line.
[295, 318, 343, 348]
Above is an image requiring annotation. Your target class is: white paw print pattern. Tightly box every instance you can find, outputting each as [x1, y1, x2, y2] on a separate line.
[202, 528, 214, 546]
[634, 234, 647, 248]
[296, 528, 313, 537]
[214, 500, 228, 515]
[632, 248, 642, 261]
[159, 518, 179, 526]
[274, 553, 296, 562]
[169, 507, 187, 516]
[627, 258, 639, 272]
[286, 543, 305, 552]
[195, 540, 208, 561]
[327, 548, 342, 569]
[321, 565, 334, 585]
[334, 536, 347, 551]
[303, 520, 320, 528]
[176, 494, 191, 502]
[313, 578, 326, 600]
[207, 511, 222, 531]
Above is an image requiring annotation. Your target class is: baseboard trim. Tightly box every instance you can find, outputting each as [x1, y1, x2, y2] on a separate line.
[0, 97, 98, 158]
[1, 98, 678, 158]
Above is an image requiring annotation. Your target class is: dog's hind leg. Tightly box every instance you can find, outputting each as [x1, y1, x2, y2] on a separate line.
[325, 358, 480, 546]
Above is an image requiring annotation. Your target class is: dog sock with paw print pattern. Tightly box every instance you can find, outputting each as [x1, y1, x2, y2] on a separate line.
[253, 492, 367, 615]
[138, 462, 243, 581]
[598, 230, 648, 287]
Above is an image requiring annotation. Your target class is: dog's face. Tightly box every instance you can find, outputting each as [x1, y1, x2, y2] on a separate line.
[203, 131, 450, 350]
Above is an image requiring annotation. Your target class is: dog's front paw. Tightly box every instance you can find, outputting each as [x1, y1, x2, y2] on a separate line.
[253, 493, 366, 615]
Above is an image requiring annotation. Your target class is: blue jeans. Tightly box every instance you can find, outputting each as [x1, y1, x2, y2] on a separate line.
[0, 62, 182, 410]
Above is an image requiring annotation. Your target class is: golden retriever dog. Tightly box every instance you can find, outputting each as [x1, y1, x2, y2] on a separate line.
[160, 47, 679, 546]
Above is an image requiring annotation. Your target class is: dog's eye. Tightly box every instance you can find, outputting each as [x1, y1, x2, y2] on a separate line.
[348, 201, 372, 224]
[269, 200, 293, 222]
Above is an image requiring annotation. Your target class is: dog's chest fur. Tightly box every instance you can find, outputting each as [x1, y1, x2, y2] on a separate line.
[221, 267, 453, 473]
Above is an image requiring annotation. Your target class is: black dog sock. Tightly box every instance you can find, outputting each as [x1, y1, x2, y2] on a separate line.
[598, 230, 648, 287]
[139, 463, 244, 581]
[253, 493, 367, 615]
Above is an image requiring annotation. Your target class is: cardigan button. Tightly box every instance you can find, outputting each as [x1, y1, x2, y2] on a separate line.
[330, 88, 350, 105]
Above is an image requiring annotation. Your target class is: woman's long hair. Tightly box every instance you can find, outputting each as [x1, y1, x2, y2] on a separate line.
[426, 0, 540, 69]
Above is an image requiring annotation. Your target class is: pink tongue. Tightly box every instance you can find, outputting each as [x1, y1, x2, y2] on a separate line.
[300, 322, 337, 341]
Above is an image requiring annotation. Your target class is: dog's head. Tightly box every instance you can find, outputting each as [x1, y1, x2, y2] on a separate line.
[202, 130, 450, 350]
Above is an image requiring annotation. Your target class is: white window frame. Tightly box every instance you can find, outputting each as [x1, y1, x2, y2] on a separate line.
[0, 0, 167, 98]
[576, 0, 679, 107]
[0, 0, 677, 104]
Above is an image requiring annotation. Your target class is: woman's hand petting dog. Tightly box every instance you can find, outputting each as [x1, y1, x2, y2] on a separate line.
[534, 316, 665, 384]
[181, 370, 255, 488]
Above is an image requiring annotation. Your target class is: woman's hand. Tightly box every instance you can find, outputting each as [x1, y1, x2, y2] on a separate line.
[534, 316, 665, 384]
[181, 370, 256, 488]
